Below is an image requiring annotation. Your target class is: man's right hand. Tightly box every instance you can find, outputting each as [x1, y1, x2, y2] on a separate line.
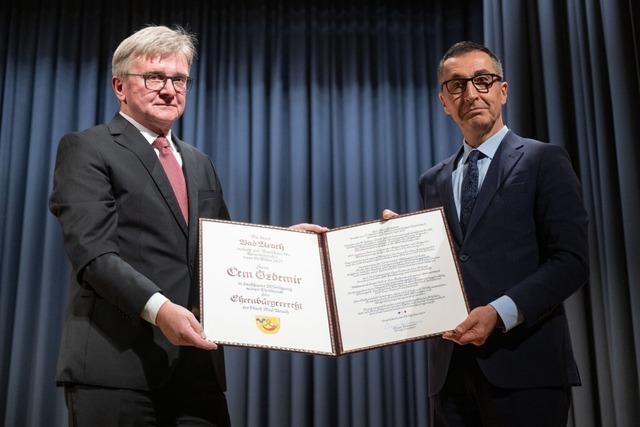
[155, 301, 218, 350]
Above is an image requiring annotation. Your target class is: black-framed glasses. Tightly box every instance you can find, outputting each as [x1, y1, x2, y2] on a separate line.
[441, 73, 502, 94]
[124, 73, 193, 93]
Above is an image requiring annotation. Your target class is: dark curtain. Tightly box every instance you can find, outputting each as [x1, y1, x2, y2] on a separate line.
[484, 1, 640, 426]
[0, 1, 483, 426]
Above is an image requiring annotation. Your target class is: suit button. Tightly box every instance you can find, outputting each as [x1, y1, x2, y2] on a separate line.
[459, 254, 470, 262]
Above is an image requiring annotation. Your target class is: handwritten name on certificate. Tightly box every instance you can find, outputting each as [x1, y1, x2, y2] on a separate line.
[199, 208, 469, 355]
[200, 221, 335, 354]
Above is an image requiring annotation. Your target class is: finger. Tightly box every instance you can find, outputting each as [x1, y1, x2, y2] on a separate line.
[195, 338, 218, 350]
[288, 223, 329, 233]
[302, 223, 329, 233]
[187, 312, 204, 334]
[442, 330, 464, 344]
[382, 209, 399, 220]
[442, 330, 458, 339]
[455, 308, 488, 333]
[452, 319, 474, 335]
[167, 310, 212, 348]
[454, 332, 478, 345]
[185, 314, 219, 349]
[442, 335, 464, 345]
[456, 326, 491, 346]
[181, 323, 218, 350]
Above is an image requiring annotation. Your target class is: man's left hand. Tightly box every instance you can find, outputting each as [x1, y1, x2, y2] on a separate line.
[442, 305, 499, 346]
[288, 223, 329, 233]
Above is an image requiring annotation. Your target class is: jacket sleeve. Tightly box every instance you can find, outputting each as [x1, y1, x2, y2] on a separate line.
[49, 132, 159, 315]
[505, 144, 589, 326]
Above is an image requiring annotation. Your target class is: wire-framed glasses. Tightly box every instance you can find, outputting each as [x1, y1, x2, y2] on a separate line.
[125, 73, 193, 93]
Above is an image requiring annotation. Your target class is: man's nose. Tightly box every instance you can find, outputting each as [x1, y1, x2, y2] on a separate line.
[160, 78, 178, 95]
[462, 81, 480, 101]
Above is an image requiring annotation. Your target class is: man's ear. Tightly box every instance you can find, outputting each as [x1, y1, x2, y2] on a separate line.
[438, 92, 451, 116]
[500, 81, 508, 106]
[112, 76, 126, 103]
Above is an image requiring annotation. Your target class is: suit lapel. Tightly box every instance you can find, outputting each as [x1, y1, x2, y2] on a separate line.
[108, 114, 188, 237]
[175, 137, 200, 267]
[464, 131, 524, 240]
[437, 149, 463, 245]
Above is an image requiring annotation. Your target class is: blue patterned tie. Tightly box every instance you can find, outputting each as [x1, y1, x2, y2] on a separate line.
[460, 150, 484, 236]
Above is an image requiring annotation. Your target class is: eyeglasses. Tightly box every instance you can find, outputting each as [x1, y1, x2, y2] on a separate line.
[124, 73, 193, 93]
[441, 73, 502, 94]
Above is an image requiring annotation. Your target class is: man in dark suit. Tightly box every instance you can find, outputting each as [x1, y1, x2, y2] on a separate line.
[386, 41, 588, 426]
[49, 26, 323, 426]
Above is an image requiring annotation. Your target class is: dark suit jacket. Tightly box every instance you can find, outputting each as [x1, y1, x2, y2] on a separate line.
[419, 130, 588, 394]
[49, 113, 229, 391]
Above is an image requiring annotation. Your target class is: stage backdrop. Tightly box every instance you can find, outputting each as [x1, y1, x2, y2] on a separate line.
[1, 1, 638, 426]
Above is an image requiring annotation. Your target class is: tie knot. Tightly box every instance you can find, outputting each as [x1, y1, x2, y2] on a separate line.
[466, 150, 484, 164]
[153, 136, 170, 151]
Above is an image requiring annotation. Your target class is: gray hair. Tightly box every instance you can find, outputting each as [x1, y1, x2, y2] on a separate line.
[112, 25, 197, 77]
[437, 41, 503, 82]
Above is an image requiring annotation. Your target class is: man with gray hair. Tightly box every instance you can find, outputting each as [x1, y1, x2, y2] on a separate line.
[50, 25, 324, 425]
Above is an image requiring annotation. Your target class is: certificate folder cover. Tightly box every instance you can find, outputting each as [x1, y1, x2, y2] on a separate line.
[199, 208, 469, 356]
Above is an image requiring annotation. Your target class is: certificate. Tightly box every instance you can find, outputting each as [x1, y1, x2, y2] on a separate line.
[199, 208, 469, 356]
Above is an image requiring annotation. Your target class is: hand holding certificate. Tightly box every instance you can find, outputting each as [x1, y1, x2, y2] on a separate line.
[199, 208, 469, 355]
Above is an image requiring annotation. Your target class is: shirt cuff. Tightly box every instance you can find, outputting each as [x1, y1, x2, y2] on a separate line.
[489, 295, 523, 332]
[140, 292, 169, 325]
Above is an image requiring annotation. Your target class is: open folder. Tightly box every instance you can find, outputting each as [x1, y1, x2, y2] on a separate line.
[199, 208, 469, 356]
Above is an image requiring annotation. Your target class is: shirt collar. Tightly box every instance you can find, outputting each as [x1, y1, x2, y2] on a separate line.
[119, 111, 173, 145]
[460, 126, 508, 164]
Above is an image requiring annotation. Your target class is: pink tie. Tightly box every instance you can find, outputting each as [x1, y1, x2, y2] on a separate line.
[153, 136, 188, 223]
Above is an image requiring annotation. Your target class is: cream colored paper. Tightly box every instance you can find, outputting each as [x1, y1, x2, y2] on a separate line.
[200, 209, 468, 355]
[325, 210, 468, 353]
[200, 221, 334, 354]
